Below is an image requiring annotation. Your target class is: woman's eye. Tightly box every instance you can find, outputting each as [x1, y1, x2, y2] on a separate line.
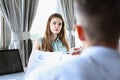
[53, 22, 56, 25]
[58, 23, 62, 26]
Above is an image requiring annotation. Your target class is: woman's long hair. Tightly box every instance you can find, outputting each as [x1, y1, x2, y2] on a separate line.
[40, 13, 70, 52]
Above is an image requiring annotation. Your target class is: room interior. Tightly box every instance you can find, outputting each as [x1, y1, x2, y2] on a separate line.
[0, 0, 120, 80]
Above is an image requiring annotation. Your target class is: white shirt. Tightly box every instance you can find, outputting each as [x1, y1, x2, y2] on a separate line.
[24, 46, 120, 80]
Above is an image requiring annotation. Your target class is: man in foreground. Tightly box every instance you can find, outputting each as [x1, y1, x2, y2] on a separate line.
[24, 0, 120, 80]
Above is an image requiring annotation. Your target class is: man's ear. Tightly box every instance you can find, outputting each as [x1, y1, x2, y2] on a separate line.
[76, 25, 85, 41]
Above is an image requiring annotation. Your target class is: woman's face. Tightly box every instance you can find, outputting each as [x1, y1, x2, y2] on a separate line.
[50, 17, 63, 34]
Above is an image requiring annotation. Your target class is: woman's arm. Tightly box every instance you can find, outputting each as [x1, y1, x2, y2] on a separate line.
[32, 39, 40, 52]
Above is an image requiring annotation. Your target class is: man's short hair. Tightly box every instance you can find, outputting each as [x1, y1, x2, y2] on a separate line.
[75, 0, 120, 44]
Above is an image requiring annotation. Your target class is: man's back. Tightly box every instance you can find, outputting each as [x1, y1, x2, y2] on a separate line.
[24, 46, 120, 80]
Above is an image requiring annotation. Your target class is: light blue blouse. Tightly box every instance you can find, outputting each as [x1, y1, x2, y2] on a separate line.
[38, 38, 67, 54]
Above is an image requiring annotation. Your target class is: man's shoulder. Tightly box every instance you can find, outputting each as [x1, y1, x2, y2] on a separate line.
[24, 55, 94, 80]
[40, 55, 91, 73]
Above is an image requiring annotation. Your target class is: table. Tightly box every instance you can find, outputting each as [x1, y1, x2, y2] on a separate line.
[0, 71, 25, 80]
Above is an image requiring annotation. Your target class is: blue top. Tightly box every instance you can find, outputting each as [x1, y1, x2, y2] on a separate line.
[24, 46, 120, 80]
[38, 37, 67, 54]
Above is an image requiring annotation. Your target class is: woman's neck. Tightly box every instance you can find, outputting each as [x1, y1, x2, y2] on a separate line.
[51, 34, 58, 41]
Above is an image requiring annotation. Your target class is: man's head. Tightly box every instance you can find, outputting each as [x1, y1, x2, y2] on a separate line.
[75, 0, 120, 47]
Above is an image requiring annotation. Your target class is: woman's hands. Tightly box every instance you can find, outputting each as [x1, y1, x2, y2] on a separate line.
[67, 46, 84, 55]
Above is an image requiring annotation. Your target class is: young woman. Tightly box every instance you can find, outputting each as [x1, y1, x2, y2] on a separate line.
[32, 13, 70, 54]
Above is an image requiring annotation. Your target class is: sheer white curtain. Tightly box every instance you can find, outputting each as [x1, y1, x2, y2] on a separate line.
[30, 0, 58, 40]
[60, 0, 75, 48]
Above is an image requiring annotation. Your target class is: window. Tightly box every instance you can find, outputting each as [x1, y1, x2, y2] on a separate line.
[30, 0, 59, 40]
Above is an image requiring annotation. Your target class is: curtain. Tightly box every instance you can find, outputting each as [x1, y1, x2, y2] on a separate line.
[0, 0, 39, 67]
[60, 0, 75, 48]
[22, 0, 39, 66]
